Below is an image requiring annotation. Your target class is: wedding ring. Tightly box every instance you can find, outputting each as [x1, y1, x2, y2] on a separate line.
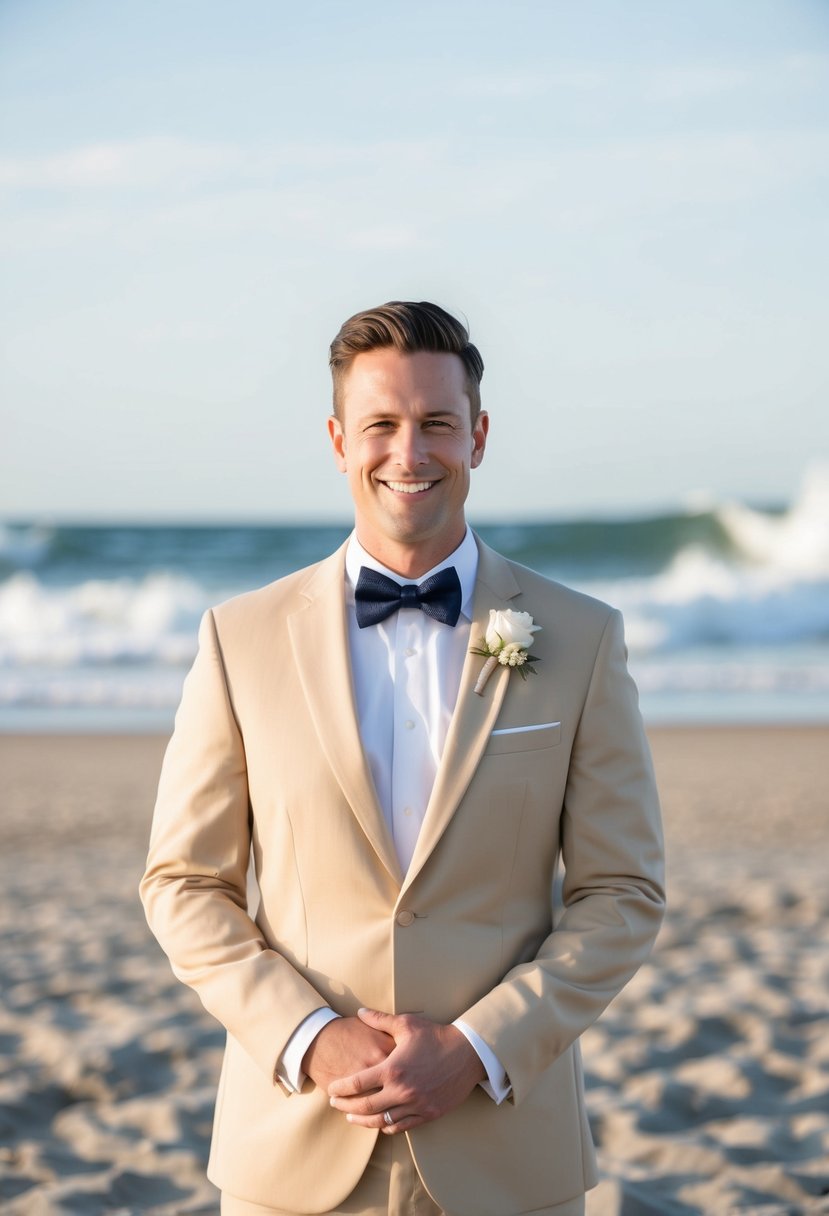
[383, 1110, 395, 1126]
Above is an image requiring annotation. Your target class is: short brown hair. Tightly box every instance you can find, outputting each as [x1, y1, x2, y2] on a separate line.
[329, 300, 484, 421]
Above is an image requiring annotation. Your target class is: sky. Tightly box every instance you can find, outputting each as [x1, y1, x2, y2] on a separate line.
[1, 0, 828, 523]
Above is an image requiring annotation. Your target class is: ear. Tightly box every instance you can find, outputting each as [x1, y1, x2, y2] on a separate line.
[470, 410, 489, 470]
[328, 415, 347, 472]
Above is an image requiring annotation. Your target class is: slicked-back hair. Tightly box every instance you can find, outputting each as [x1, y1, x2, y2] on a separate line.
[329, 300, 484, 421]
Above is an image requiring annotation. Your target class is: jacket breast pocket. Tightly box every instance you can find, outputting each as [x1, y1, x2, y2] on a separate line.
[483, 722, 562, 756]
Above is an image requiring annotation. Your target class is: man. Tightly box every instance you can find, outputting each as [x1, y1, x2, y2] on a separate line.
[140, 300, 665, 1216]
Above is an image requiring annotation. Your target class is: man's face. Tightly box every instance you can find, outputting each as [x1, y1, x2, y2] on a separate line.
[328, 348, 488, 577]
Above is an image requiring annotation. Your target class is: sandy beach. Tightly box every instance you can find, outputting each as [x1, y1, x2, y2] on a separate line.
[1, 726, 827, 1215]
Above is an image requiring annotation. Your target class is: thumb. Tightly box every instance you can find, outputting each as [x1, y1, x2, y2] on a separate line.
[357, 1006, 396, 1030]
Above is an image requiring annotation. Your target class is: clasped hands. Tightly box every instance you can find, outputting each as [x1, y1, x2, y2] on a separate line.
[301, 1007, 486, 1135]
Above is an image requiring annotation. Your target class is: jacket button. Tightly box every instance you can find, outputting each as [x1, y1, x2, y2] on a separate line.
[396, 910, 415, 927]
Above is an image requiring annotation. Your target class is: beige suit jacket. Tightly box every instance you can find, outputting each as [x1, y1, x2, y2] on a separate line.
[140, 535, 665, 1215]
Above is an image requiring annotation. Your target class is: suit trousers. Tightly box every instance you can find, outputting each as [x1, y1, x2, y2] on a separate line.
[220, 1133, 586, 1216]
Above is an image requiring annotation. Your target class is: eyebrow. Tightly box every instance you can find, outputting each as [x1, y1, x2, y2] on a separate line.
[362, 407, 463, 421]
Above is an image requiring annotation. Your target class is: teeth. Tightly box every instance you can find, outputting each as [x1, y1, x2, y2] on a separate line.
[385, 481, 433, 494]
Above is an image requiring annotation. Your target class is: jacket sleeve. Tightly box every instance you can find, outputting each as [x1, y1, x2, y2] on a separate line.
[458, 608, 666, 1103]
[139, 609, 328, 1081]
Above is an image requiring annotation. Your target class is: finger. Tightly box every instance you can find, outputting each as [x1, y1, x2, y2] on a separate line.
[381, 1113, 422, 1135]
[356, 1007, 397, 1032]
[379, 1108, 422, 1135]
[341, 1108, 423, 1134]
[330, 1090, 385, 1118]
[328, 1064, 384, 1099]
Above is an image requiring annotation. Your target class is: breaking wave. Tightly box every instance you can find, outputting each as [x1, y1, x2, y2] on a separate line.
[1, 467, 827, 721]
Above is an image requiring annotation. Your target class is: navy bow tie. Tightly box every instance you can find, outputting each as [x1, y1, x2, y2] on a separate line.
[355, 566, 462, 629]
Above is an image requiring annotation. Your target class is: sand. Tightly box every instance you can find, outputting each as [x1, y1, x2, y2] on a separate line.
[0, 727, 827, 1215]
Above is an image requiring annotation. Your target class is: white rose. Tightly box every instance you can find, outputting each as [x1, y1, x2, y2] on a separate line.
[485, 609, 541, 652]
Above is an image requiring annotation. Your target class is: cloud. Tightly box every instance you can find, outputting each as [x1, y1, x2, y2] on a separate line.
[1, 123, 826, 263]
[0, 138, 244, 191]
[454, 69, 605, 98]
[454, 51, 829, 107]
[643, 63, 755, 101]
[345, 224, 423, 251]
[643, 52, 829, 102]
[0, 135, 447, 195]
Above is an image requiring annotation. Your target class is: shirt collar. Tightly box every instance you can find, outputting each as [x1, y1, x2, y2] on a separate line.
[345, 528, 478, 621]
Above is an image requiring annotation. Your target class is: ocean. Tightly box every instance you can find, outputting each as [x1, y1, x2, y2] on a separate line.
[2, 474, 827, 730]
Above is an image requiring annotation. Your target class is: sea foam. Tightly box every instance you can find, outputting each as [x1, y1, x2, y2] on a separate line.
[1, 470, 827, 723]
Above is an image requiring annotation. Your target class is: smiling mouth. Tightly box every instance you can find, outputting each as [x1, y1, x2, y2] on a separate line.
[382, 480, 437, 494]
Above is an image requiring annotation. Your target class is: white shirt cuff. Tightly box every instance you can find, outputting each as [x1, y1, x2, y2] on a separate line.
[277, 1007, 340, 1092]
[453, 1019, 511, 1104]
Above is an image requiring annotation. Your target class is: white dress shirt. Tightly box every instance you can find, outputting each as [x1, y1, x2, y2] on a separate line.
[278, 530, 510, 1102]
[345, 530, 477, 873]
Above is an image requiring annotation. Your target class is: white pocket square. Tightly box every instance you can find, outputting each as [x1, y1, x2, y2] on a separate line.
[490, 721, 561, 736]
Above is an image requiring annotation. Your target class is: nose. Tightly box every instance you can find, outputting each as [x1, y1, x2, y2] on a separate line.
[395, 422, 429, 471]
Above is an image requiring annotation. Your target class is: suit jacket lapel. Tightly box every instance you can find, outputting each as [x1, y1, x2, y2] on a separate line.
[287, 544, 402, 885]
[402, 538, 523, 892]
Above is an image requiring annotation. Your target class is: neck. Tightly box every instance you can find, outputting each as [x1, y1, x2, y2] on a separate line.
[355, 527, 466, 580]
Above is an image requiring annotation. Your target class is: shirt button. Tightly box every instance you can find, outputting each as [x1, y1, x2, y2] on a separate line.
[405, 648, 416, 657]
[404, 720, 415, 730]
[404, 806, 413, 817]
[396, 910, 415, 927]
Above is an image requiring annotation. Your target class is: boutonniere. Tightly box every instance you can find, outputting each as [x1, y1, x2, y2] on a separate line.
[471, 609, 541, 696]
